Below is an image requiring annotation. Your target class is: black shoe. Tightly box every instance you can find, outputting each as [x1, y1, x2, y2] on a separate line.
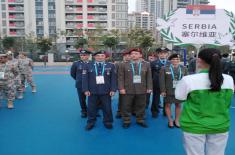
[152, 113, 158, 118]
[115, 113, 122, 119]
[85, 124, 94, 131]
[174, 121, 180, 128]
[122, 123, 130, 129]
[104, 124, 113, 129]
[168, 122, 174, 129]
[81, 112, 87, 118]
[137, 122, 148, 128]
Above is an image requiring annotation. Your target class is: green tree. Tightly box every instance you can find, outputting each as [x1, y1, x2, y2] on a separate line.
[75, 37, 88, 49]
[102, 36, 119, 50]
[127, 28, 155, 58]
[37, 38, 52, 54]
[2, 37, 16, 50]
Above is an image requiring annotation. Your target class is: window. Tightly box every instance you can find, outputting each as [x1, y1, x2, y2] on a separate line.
[2, 20, 6, 26]
[2, 12, 6, 18]
[112, 21, 115, 27]
[112, 13, 115, 19]
[1, 4, 6, 10]
[112, 5, 115, 11]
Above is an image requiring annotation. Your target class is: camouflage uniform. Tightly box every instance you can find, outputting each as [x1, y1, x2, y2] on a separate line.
[18, 57, 36, 89]
[0, 61, 18, 102]
[8, 58, 23, 95]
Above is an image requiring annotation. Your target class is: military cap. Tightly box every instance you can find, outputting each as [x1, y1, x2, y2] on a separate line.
[93, 50, 106, 56]
[129, 48, 142, 54]
[79, 49, 91, 55]
[168, 53, 180, 60]
[155, 47, 170, 53]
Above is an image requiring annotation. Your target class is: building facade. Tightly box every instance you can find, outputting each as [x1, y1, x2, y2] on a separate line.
[128, 11, 155, 30]
[0, 0, 128, 52]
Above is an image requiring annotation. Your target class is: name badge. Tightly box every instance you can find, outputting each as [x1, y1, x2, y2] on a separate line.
[0, 72, 5, 79]
[173, 80, 179, 88]
[133, 75, 141, 84]
[96, 76, 105, 84]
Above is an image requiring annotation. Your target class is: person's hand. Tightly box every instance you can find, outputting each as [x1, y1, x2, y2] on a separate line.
[161, 92, 166, 97]
[110, 91, 115, 96]
[147, 89, 152, 94]
[85, 91, 91, 96]
[119, 89, 126, 95]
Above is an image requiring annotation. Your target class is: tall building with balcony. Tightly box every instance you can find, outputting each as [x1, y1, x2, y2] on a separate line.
[0, 0, 35, 37]
[0, 0, 128, 52]
[61, 0, 128, 52]
[128, 12, 155, 30]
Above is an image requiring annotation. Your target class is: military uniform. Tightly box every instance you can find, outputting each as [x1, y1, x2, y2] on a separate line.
[8, 58, 23, 98]
[82, 56, 117, 129]
[228, 60, 235, 84]
[18, 57, 36, 92]
[0, 54, 18, 108]
[70, 50, 91, 117]
[118, 60, 152, 127]
[160, 65, 188, 103]
[150, 58, 170, 115]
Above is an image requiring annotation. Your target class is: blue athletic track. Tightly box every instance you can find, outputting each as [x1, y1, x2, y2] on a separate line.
[0, 66, 234, 155]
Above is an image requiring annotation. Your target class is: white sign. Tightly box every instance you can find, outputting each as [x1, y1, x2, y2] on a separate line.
[157, 6, 235, 46]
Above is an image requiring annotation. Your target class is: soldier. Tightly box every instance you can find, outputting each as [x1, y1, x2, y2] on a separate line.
[160, 54, 187, 128]
[115, 50, 131, 119]
[70, 50, 91, 118]
[6, 51, 24, 99]
[118, 48, 152, 128]
[0, 54, 18, 109]
[221, 53, 230, 74]
[82, 50, 117, 131]
[18, 52, 36, 93]
[228, 53, 235, 84]
[150, 48, 170, 117]
[146, 52, 157, 109]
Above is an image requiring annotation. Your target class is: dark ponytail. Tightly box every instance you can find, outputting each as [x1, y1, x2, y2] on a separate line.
[198, 48, 224, 92]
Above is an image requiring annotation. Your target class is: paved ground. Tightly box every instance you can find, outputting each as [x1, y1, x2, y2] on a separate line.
[0, 66, 234, 155]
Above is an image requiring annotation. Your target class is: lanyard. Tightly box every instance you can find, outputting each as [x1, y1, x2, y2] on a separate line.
[170, 64, 182, 80]
[94, 63, 105, 76]
[159, 59, 167, 66]
[131, 62, 142, 76]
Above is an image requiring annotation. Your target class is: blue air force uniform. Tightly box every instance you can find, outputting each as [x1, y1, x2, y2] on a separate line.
[82, 60, 117, 126]
[149, 48, 170, 116]
[70, 50, 91, 117]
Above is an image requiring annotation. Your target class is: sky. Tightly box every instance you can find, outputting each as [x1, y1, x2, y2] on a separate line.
[128, 0, 235, 13]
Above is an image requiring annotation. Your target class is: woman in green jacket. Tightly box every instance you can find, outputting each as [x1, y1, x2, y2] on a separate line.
[175, 48, 234, 155]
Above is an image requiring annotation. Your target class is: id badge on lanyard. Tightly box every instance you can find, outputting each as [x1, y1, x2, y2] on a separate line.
[173, 80, 179, 88]
[96, 76, 105, 84]
[133, 75, 141, 83]
[170, 65, 182, 89]
[131, 62, 142, 84]
[95, 63, 105, 85]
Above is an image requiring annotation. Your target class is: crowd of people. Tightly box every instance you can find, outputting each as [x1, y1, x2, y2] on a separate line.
[71, 47, 234, 155]
[0, 52, 36, 109]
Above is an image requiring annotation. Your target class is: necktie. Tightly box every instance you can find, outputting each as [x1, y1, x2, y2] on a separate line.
[98, 63, 102, 75]
[135, 63, 138, 74]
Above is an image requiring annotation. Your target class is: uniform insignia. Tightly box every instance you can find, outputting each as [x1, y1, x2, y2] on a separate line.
[82, 70, 87, 74]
